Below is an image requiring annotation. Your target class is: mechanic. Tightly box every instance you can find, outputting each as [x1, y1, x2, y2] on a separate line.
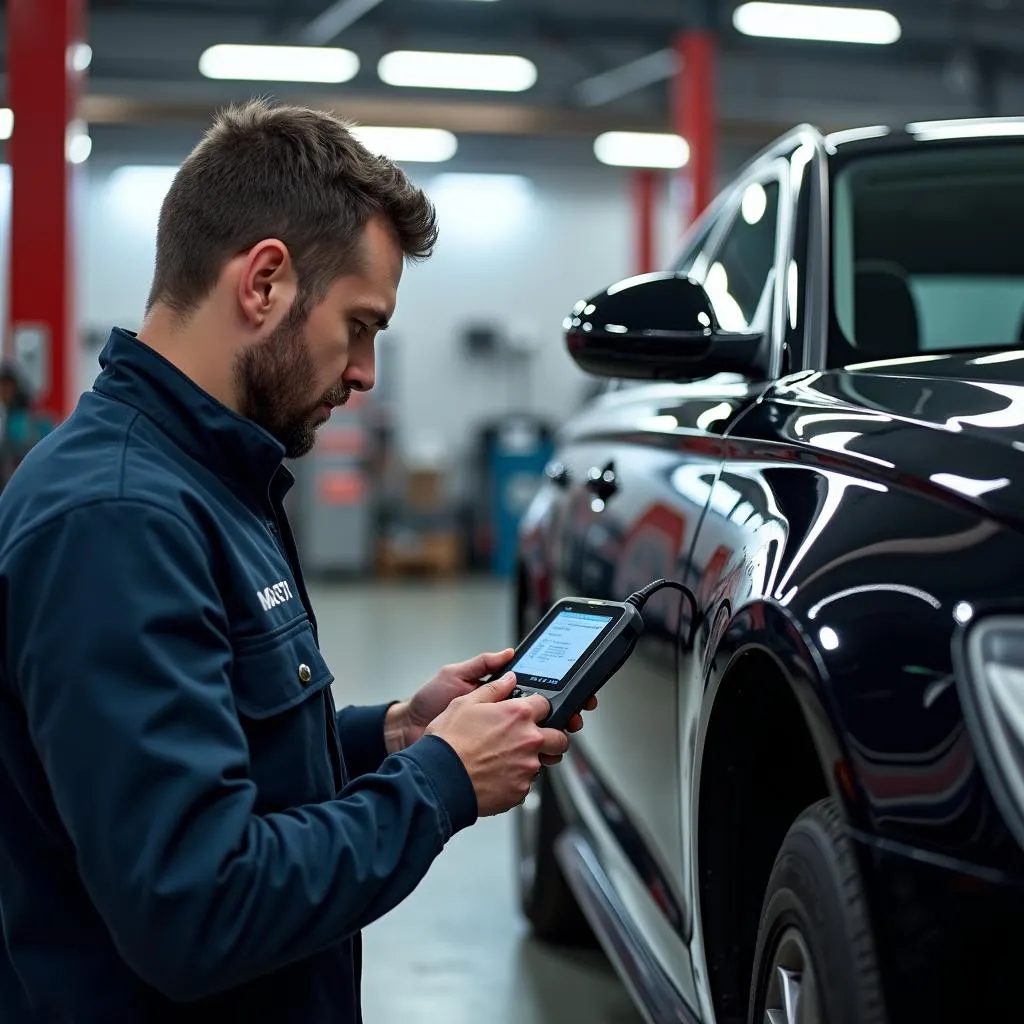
[0, 99, 593, 1022]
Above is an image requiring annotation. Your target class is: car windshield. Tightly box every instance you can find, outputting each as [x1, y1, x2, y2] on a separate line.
[828, 142, 1024, 367]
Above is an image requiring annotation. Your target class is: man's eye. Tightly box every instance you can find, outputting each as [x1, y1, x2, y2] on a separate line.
[352, 321, 368, 338]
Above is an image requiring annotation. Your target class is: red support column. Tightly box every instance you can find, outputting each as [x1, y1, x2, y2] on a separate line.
[632, 169, 657, 275]
[673, 30, 716, 231]
[7, 0, 87, 424]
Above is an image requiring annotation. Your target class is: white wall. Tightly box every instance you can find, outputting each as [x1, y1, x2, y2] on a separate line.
[7, 160, 686, 465]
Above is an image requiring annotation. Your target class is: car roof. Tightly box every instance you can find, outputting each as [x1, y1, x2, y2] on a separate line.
[823, 116, 1024, 158]
[753, 116, 1024, 169]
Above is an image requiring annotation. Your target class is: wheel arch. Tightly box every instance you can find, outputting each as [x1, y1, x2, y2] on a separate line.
[691, 599, 856, 1021]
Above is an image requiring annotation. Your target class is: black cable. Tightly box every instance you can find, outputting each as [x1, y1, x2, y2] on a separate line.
[626, 578, 701, 649]
[626, 578, 697, 614]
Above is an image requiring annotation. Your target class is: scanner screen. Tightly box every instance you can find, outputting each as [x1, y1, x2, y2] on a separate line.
[514, 610, 613, 690]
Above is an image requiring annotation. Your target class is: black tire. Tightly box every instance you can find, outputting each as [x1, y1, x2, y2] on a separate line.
[514, 769, 595, 946]
[749, 798, 888, 1024]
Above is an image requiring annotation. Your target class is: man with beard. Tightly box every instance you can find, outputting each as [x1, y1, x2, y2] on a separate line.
[0, 100, 591, 1022]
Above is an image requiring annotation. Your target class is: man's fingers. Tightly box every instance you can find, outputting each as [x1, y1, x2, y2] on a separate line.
[539, 753, 563, 767]
[538, 727, 570, 758]
[584, 696, 599, 711]
[523, 694, 552, 723]
[453, 649, 515, 681]
[485, 648, 515, 670]
[469, 671, 517, 702]
[566, 713, 584, 733]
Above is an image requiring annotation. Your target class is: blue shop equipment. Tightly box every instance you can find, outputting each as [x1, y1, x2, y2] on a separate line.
[479, 415, 554, 577]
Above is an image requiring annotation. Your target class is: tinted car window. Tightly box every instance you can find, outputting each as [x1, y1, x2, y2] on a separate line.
[829, 143, 1024, 366]
[674, 218, 717, 277]
[700, 179, 781, 332]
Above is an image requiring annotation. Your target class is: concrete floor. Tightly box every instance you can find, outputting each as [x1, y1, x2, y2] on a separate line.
[315, 578, 644, 1024]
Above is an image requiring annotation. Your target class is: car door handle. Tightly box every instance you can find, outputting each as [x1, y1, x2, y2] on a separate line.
[545, 460, 571, 487]
[586, 462, 618, 501]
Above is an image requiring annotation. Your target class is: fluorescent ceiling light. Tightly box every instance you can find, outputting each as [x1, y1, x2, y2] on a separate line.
[378, 51, 537, 92]
[733, 3, 901, 45]
[66, 120, 91, 164]
[907, 117, 1024, 141]
[67, 134, 91, 165]
[68, 42, 92, 73]
[349, 126, 457, 163]
[0, 109, 13, 142]
[594, 131, 690, 169]
[199, 44, 359, 83]
[70, 42, 92, 73]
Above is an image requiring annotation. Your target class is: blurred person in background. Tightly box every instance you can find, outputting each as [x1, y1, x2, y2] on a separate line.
[0, 361, 52, 491]
[0, 99, 592, 1023]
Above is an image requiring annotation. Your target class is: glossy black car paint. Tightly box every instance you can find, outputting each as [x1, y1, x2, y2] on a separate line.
[516, 124, 1024, 1023]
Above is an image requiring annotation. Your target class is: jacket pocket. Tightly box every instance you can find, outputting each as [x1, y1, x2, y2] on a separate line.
[231, 620, 339, 810]
[232, 619, 334, 717]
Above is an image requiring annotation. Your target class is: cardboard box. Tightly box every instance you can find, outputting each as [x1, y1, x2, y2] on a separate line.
[376, 529, 463, 577]
[406, 468, 445, 512]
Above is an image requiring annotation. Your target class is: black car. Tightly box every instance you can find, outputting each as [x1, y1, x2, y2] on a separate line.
[513, 118, 1024, 1023]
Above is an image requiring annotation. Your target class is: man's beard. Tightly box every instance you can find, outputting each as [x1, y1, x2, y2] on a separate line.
[233, 303, 351, 459]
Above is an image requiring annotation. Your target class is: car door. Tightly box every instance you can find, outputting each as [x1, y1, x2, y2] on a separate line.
[551, 160, 788, 1006]
[671, 156, 811, 1018]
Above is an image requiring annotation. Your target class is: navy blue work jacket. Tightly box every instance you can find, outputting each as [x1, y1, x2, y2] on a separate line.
[0, 328, 478, 1021]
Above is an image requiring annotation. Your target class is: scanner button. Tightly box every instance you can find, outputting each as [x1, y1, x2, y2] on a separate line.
[298, 663, 312, 684]
[510, 687, 526, 699]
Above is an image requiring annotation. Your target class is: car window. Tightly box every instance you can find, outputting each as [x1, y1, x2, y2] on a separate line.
[829, 144, 1024, 366]
[698, 179, 782, 332]
[674, 217, 717, 277]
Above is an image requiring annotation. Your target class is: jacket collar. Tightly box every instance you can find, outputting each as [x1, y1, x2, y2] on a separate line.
[92, 328, 292, 501]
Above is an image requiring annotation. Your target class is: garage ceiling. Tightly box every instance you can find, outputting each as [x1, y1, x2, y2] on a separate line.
[14, 0, 1024, 148]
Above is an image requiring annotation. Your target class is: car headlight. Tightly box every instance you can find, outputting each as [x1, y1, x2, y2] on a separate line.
[955, 615, 1024, 851]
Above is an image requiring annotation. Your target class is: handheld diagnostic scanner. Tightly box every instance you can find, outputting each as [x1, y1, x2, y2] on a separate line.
[501, 579, 696, 730]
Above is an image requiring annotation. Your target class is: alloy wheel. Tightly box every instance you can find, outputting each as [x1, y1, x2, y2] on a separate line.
[763, 926, 823, 1024]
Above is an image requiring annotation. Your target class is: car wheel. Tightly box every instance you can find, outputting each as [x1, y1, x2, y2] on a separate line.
[749, 798, 888, 1024]
[515, 769, 594, 946]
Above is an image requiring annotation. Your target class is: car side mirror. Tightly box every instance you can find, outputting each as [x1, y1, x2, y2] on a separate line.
[563, 272, 766, 382]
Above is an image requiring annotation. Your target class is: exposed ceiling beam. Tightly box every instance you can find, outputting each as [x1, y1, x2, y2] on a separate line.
[574, 48, 678, 108]
[298, 0, 385, 46]
[77, 83, 943, 147]
[79, 89, 670, 137]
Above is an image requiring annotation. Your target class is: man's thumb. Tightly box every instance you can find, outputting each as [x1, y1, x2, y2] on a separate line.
[474, 671, 517, 702]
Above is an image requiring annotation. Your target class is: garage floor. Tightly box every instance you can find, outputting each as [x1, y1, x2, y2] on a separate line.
[316, 578, 643, 1024]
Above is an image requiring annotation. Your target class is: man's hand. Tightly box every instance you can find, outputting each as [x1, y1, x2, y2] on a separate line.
[384, 650, 597, 758]
[426, 674, 576, 816]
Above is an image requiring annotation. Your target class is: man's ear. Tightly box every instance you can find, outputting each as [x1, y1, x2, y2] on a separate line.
[236, 239, 297, 329]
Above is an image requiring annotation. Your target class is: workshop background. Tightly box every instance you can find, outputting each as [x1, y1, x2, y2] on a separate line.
[2, 0, 1020, 1021]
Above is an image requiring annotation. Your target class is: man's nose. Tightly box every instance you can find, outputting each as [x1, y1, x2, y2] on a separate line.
[343, 358, 375, 393]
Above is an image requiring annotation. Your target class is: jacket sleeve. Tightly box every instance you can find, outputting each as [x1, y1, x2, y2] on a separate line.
[336, 704, 394, 778]
[4, 500, 478, 1003]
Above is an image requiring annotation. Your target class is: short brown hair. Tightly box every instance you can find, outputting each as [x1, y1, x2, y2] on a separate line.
[146, 98, 438, 317]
